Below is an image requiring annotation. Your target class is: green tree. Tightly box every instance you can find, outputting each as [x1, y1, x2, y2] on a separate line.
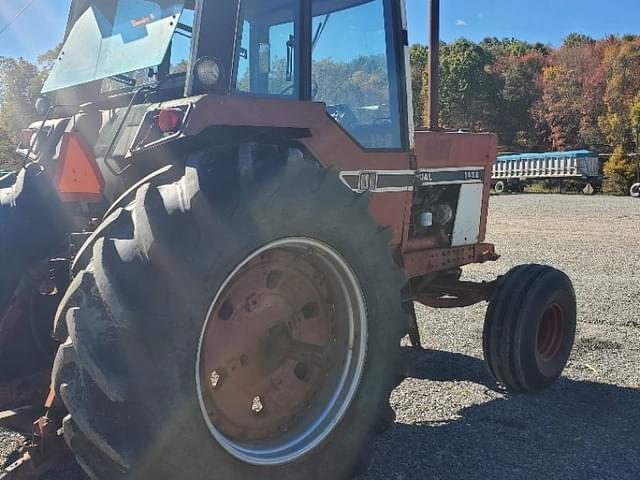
[0, 57, 42, 170]
[0, 44, 61, 170]
[313, 54, 390, 124]
[37, 43, 63, 73]
[603, 145, 635, 194]
[438, 39, 496, 130]
[0, 123, 19, 172]
[563, 33, 596, 48]
[597, 39, 640, 192]
[480, 37, 548, 59]
[409, 44, 429, 126]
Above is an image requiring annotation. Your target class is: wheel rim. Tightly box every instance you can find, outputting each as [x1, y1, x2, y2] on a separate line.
[196, 238, 368, 466]
[536, 303, 565, 362]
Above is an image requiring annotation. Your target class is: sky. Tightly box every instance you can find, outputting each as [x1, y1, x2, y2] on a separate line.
[1, 0, 640, 61]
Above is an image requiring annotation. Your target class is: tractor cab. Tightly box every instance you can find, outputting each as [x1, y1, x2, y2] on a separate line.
[34, 0, 496, 259]
[44, 0, 410, 149]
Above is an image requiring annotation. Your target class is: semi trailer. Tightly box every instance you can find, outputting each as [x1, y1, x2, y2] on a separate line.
[492, 150, 602, 194]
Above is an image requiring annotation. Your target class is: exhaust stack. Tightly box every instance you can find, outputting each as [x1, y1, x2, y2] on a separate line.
[427, 0, 440, 129]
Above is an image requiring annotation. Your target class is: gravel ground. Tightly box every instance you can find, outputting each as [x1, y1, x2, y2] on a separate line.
[362, 194, 640, 480]
[2, 194, 639, 479]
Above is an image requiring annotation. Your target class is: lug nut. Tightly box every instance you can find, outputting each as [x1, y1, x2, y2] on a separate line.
[210, 370, 221, 390]
[252, 396, 264, 414]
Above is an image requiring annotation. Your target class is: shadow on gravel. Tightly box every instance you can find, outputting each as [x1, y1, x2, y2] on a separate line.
[13, 348, 640, 480]
[362, 348, 640, 480]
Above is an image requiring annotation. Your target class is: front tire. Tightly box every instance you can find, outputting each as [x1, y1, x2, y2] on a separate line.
[483, 264, 576, 393]
[53, 151, 408, 479]
[631, 182, 640, 198]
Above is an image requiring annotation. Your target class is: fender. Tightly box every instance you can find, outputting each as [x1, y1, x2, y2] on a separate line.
[127, 94, 496, 247]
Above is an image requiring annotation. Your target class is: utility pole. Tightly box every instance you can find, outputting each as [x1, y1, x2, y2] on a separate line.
[636, 125, 640, 183]
[427, 0, 440, 130]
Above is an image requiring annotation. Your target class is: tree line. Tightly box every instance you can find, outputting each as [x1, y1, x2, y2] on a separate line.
[2, 34, 639, 192]
[410, 34, 640, 193]
[0, 46, 59, 172]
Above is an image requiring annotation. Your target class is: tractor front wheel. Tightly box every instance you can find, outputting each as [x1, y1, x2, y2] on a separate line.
[52, 153, 408, 479]
[483, 264, 576, 393]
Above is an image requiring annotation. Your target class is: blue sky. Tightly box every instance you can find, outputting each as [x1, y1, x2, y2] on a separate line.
[1, 0, 639, 60]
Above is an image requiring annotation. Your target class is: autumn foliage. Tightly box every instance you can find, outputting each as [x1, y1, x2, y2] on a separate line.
[1, 35, 640, 193]
[411, 35, 640, 193]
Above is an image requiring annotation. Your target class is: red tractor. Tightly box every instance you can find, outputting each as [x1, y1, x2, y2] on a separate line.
[0, 1, 576, 478]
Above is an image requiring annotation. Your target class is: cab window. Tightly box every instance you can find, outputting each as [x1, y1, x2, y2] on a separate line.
[233, 0, 404, 150]
[312, 0, 402, 149]
[235, 0, 298, 97]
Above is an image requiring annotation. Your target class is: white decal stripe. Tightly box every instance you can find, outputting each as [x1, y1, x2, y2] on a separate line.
[339, 168, 486, 193]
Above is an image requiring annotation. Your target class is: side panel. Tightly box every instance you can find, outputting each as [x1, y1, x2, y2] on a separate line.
[451, 183, 483, 247]
[414, 130, 497, 170]
[184, 95, 410, 171]
[183, 95, 412, 245]
[369, 192, 412, 245]
[414, 130, 497, 242]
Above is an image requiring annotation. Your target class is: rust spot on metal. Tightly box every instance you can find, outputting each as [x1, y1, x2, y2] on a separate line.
[404, 243, 499, 279]
[0, 416, 68, 480]
[416, 278, 498, 309]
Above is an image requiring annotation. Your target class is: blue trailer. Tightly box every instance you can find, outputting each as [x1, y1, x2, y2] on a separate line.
[492, 150, 602, 194]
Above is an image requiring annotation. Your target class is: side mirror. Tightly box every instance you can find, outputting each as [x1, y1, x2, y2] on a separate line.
[35, 95, 52, 117]
[258, 43, 271, 74]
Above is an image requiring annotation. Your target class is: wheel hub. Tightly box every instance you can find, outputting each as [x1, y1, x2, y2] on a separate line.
[536, 303, 565, 362]
[196, 238, 367, 466]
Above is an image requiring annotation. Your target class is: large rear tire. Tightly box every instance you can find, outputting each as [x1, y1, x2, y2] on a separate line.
[52, 151, 409, 479]
[483, 264, 576, 393]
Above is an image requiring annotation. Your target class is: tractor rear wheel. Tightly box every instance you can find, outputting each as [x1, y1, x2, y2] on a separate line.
[52, 153, 408, 479]
[483, 264, 576, 393]
[0, 164, 66, 386]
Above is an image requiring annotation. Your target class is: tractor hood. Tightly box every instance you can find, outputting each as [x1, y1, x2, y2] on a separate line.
[42, 0, 186, 93]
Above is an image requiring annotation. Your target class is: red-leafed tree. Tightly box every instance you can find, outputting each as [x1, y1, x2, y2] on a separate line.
[538, 36, 607, 151]
[492, 50, 547, 149]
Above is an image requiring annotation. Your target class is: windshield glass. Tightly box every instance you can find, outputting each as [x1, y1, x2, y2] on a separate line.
[42, 0, 186, 93]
